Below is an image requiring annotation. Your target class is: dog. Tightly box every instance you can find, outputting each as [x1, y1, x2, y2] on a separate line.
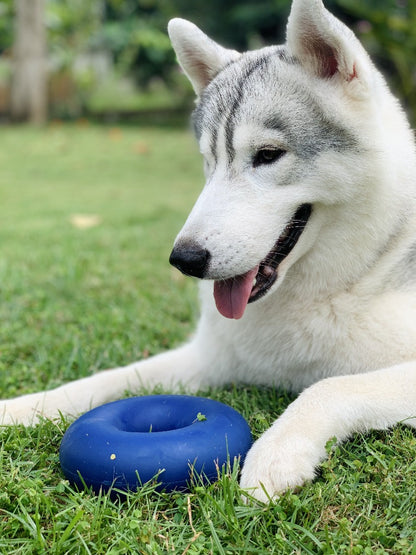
[1, 0, 416, 503]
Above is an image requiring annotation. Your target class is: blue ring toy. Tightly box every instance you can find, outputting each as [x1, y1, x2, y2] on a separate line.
[59, 395, 252, 493]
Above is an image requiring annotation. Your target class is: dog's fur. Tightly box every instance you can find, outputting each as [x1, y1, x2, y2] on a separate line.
[2, 0, 416, 502]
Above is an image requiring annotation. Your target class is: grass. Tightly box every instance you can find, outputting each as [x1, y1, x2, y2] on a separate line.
[0, 123, 416, 554]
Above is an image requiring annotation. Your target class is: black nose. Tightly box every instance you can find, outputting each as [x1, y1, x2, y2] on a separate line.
[169, 243, 211, 278]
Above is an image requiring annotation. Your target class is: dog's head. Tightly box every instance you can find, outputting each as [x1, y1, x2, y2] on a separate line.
[168, 0, 410, 319]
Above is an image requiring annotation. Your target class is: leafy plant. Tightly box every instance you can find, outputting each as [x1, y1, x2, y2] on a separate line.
[339, 0, 416, 124]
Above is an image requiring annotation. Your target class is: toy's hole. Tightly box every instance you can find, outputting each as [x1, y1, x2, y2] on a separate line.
[118, 405, 198, 433]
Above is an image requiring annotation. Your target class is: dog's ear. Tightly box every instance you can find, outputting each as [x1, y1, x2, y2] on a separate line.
[168, 18, 240, 96]
[286, 0, 370, 90]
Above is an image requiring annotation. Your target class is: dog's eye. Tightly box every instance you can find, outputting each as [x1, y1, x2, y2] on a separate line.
[253, 148, 285, 168]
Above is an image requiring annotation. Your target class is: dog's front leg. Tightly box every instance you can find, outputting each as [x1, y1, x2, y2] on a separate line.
[0, 341, 210, 426]
[240, 362, 416, 503]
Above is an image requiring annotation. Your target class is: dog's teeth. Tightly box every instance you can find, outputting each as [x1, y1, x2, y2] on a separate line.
[263, 266, 274, 277]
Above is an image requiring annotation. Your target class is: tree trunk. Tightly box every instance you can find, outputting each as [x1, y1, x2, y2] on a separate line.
[10, 0, 47, 124]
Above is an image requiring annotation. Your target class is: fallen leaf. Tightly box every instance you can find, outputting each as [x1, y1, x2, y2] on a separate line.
[70, 214, 102, 229]
[132, 141, 150, 155]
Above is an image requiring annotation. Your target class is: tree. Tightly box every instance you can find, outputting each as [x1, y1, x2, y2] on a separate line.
[10, 0, 47, 124]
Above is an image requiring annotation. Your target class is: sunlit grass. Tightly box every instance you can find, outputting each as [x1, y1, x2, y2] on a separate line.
[0, 122, 200, 396]
[0, 123, 415, 554]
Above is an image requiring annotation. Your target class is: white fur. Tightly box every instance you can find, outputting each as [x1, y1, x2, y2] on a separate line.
[2, 0, 416, 503]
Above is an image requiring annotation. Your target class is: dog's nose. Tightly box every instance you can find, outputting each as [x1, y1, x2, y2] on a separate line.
[169, 243, 211, 278]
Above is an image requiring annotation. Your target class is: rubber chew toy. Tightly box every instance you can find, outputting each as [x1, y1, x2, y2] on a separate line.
[59, 395, 252, 493]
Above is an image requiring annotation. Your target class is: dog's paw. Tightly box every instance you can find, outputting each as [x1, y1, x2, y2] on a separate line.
[0, 393, 51, 426]
[240, 430, 322, 503]
[0, 399, 37, 426]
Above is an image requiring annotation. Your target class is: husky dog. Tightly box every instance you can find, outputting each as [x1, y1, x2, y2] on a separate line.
[2, 0, 416, 502]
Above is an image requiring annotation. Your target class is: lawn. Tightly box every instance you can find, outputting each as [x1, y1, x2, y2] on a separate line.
[0, 122, 416, 554]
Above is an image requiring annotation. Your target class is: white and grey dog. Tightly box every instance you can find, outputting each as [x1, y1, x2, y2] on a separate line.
[2, 0, 416, 502]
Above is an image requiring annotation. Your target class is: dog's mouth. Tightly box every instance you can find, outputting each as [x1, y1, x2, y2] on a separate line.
[214, 204, 312, 319]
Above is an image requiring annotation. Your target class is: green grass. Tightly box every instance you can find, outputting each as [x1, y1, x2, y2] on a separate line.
[1, 123, 416, 554]
[0, 122, 199, 396]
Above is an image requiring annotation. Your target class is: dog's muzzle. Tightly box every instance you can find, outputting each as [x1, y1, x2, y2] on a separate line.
[169, 204, 312, 319]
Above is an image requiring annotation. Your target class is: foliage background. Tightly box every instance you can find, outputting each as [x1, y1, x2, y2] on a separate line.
[0, 0, 414, 123]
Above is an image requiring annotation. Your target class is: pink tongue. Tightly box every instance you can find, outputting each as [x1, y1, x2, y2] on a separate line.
[213, 267, 259, 319]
